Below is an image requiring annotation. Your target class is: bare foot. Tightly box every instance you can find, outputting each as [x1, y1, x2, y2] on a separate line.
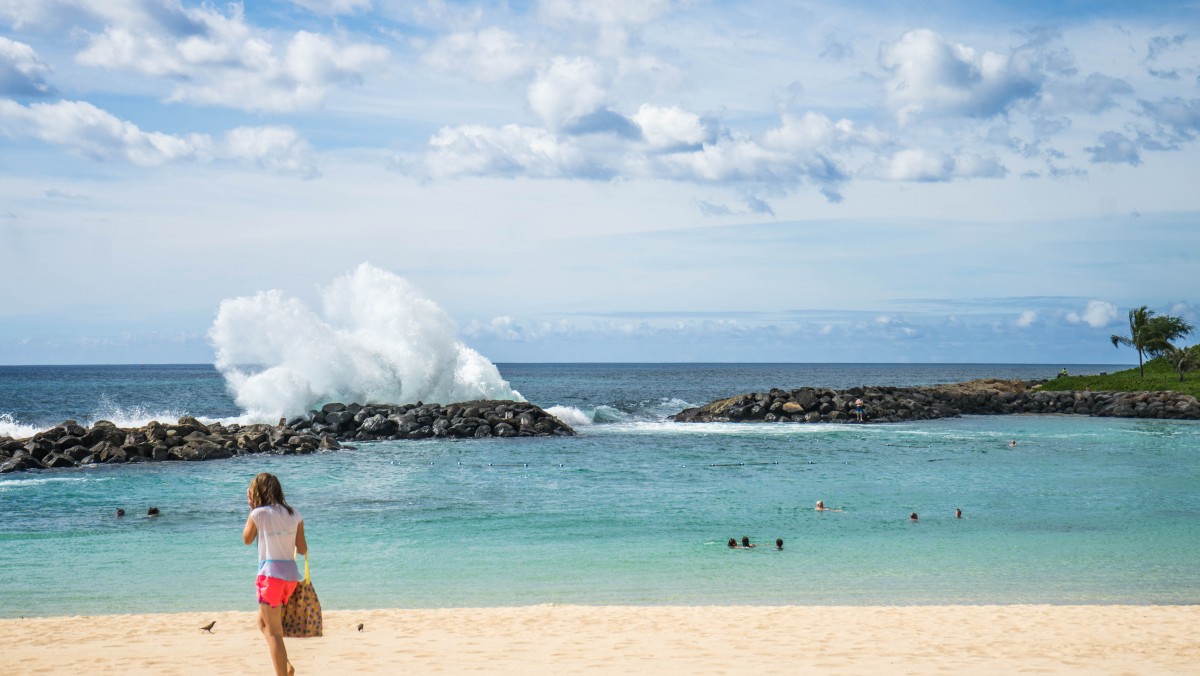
[287, 661, 295, 676]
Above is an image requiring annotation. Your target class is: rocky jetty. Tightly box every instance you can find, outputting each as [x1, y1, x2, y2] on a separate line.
[671, 379, 1200, 424]
[0, 400, 574, 474]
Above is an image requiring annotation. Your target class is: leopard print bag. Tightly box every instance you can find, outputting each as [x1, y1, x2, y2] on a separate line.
[282, 554, 323, 638]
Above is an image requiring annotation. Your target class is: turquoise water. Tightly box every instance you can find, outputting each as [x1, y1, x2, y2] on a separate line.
[2, 364, 1198, 617]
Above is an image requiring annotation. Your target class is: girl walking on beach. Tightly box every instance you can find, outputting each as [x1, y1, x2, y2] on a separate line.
[243, 473, 307, 676]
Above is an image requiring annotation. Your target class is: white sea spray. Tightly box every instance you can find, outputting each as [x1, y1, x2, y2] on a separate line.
[209, 263, 521, 421]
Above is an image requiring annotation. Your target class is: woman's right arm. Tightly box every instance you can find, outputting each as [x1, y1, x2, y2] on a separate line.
[243, 514, 258, 545]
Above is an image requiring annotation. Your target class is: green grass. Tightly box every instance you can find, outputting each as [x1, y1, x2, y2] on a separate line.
[1038, 356, 1200, 398]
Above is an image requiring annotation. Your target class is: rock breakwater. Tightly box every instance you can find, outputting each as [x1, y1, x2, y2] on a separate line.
[671, 379, 1200, 424]
[0, 400, 574, 474]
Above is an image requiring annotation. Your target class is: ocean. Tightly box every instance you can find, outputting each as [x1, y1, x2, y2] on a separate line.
[2, 363, 1198, 618]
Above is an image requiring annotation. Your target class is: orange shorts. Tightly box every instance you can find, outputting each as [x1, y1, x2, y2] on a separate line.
[256, 575, 298, 607]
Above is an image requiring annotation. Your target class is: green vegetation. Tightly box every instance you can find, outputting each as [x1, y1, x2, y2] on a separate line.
[1039, 355, 1200, 398]
[1162, 345, 1200, 382]
[1109, 306, 1195, 377]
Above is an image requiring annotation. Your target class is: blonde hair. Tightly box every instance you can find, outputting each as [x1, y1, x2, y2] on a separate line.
[248, 473, 294, 514]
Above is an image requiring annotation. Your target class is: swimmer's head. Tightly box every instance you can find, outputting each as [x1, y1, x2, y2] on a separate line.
[727, 538, 737, 548]
[775, 538, 783, 550]
[909, 512, 918, 521]
[741, 536, 751, 547]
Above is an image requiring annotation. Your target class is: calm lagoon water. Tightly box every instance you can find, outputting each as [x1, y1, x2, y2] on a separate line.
[2, 363, 1197, 617]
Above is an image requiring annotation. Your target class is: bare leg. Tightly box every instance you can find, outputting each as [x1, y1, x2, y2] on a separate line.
[258, 603, 291, 676]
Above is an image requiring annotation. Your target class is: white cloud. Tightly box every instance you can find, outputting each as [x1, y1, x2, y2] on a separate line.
[463, 315, 523, 340]
[0, 99, 314, 174]
[423, 123, 597, 179]
[1066, 300, 1118, 328]
[762, 112, 888, 152]
[0, 37, 52, 96]
[632, 104, 710, 149]
[872, 148, 1006, 182]
[1015, 310, 1038, 327]
[880, 28, 1044, 124]
[68, 3, 387, 112]
[424, 27, 534, 82]
[528, 56, 610, 129]
[221, 126, 316, 176]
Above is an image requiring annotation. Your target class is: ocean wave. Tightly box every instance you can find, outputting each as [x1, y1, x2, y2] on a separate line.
[85, 401, 188, 430]
[545, 405, 594, 427]
[0, 476, 111, 491]
[0, 413, 40, 439]
[209, 263, 521, 421]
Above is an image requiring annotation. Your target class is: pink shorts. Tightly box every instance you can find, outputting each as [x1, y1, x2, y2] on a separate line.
[256, 575, 299, 607]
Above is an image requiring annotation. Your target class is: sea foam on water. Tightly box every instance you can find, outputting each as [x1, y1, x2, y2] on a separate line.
[209, 263, 521, 421]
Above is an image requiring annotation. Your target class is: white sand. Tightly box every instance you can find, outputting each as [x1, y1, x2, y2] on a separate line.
[2, 605, 1198, 675]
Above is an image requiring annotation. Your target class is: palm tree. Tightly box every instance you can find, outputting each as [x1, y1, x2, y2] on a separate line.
[1110, 306, 1195, 377]
[1162, 345, 1200, 382]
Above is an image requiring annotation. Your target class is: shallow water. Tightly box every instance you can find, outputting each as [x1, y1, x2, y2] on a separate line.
[2, 363, 1197, 617]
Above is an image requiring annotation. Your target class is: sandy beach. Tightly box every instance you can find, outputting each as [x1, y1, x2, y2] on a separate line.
[2, 604, 1197, 675]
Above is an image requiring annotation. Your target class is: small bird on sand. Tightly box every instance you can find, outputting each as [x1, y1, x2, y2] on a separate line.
[200, 621, 216, 633]
[357, 623, 364, 632]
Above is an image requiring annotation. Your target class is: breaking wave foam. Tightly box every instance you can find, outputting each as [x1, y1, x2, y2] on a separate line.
[0, 413, 40, 439]
[209, 264, 521, 421]
[545, 406, 594, 427]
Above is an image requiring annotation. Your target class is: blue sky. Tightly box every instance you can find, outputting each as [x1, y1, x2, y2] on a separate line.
[1, 0, 1198, 364]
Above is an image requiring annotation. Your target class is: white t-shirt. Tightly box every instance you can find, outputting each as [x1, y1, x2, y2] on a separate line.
[250, 504, 303, 581]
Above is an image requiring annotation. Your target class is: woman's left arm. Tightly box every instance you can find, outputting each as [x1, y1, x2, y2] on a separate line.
[295, 520, 308, 555]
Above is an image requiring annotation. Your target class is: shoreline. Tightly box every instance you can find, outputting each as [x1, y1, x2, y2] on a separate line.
[3, 605, 1198, 674]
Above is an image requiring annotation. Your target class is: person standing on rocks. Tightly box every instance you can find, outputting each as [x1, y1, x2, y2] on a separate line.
[854, 398, 865, 422]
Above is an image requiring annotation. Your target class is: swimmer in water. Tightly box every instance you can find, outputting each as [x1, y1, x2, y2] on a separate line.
[815, 500, 843, 512]
[727, 538, 738, 548]
[775, 538, 783, 550]
[955, 508, 962, 519]
[741, 536, 755, 548]
[1009, 439, 1017, 447]
[909, 512, 918, 522]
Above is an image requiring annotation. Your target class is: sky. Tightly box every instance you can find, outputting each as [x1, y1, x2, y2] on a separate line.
[1, 0, 1198, 365]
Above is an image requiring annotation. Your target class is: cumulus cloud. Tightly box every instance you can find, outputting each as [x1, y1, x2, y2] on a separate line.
[528, 56, 611, 130]
[417, 105, 893, 204]
[0, 37, 52, 96]
[43, 2, 388, 112]
[632, 104, 711, 150]
[880, 28, 1045, 124]
[423, 123, 602, 179]
[871, 148, 1006, 182]
[1015, 310, 1038, 328]
[1085, 131, 1140, 166]
[0, 99, 315, 175]
[1066, 300, 1118, 328]
[424, 27, 534, 82]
